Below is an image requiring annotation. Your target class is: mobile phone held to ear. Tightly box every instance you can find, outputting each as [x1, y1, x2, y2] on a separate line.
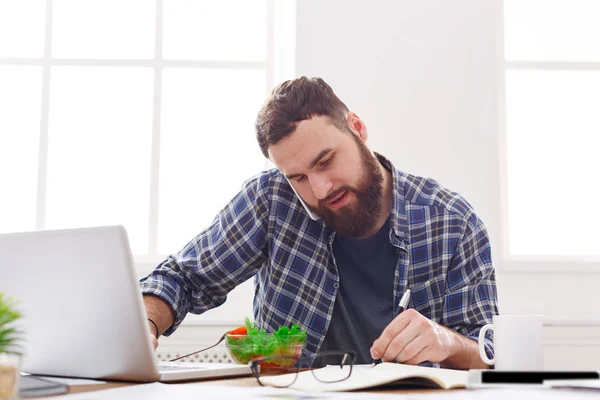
[285, 178, 321, 221]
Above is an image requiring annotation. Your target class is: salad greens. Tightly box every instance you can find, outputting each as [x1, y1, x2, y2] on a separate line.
[226, 317, 307, 364]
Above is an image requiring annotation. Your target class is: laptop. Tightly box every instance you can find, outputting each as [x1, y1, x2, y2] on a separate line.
[0, 225, 252, 382]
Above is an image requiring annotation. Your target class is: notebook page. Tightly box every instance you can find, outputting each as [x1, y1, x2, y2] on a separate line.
[375, 363, 468, 389]
[260, 363, 468, 392]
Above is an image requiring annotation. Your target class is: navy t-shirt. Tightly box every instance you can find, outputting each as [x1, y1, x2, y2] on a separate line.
[319, 216, 399, 364]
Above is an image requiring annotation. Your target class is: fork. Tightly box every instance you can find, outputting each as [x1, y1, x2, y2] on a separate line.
[168, 332, 227, 362]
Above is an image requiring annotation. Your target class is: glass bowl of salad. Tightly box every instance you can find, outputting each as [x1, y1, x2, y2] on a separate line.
[225, 318, 307, 371]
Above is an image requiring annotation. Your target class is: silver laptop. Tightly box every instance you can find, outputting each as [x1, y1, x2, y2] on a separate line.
[0, 226, 252, 382]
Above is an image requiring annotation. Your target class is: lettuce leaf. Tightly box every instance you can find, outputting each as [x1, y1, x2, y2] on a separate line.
[227, 318, 307, 364]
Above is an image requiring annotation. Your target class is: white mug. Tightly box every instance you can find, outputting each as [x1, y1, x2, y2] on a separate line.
[478, 315, 544, 371]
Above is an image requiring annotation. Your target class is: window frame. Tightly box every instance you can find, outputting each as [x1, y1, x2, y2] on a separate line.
[0, 0, 295, 276]
[496, 0, 600, 272]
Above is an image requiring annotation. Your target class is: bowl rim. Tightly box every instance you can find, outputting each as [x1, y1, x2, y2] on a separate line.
[225, 333, 306, 338]
[226, 340, 307, 346]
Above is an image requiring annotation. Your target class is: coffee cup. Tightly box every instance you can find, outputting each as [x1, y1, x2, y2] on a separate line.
[478, 314, 544, 371]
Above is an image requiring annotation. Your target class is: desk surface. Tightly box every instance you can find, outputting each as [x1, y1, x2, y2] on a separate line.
[40, 375, 455, 398]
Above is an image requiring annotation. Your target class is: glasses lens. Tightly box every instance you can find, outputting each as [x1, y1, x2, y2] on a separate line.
[255, 356, 300, 388]
[311, 352, 353, 383]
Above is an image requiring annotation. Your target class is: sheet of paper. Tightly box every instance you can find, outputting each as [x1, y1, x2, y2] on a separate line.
[409, 387, 600, 400]
[57, 382, 402, 399]
[48, 381, 600, 399]
[249, 386, 400, 399]
[547, 379, 600, 390]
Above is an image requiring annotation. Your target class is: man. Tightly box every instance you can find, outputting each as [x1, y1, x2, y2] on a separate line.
[140, 77, 498, 369]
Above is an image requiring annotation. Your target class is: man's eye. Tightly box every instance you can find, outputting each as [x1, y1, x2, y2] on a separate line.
[321, 156, 333, 166]
[296, 175, 307, 183]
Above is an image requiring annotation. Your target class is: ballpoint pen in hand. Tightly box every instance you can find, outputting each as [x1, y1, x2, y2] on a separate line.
[372, 289, 412, 365]
[395, 288, 411, 316]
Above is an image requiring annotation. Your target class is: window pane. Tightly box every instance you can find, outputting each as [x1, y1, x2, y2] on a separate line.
[504, 0, 600, 62]
[163, 0, 267, 61]
[0, 0, 46, 57]
[505, 70, 600, 256]
[0, 66, 42, 233]
[52, 0, 156, 59]
[46, 67, 154, 254]
[158, 68, 265, 254]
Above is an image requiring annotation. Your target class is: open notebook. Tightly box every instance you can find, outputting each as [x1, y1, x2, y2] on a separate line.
[260, 362, 468, 392]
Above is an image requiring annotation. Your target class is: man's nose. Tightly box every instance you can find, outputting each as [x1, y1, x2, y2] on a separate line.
[309, 174, 333, 200]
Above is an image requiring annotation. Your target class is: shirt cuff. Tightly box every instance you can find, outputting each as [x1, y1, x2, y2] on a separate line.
[139, 274, 188, 336]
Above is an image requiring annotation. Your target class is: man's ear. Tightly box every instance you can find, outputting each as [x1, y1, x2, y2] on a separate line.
[346, 111, 368, 142]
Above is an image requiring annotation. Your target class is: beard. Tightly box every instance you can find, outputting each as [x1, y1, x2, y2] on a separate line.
[307, 135, 384, 238]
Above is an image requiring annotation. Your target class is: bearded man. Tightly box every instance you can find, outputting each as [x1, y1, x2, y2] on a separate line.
[140, 77, 498, 369]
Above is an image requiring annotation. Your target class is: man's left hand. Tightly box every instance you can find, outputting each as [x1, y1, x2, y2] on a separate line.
[370, 308, 457, 365]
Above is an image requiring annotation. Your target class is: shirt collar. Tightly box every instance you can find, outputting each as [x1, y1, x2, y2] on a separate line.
[375, 153, 410, 248]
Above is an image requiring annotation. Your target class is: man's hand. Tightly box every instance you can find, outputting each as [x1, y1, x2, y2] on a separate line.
[370, 309, 456, 365]
[370, 308, 490, 369]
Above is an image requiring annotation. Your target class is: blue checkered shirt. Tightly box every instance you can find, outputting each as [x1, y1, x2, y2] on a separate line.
[140, 155, 498, 360]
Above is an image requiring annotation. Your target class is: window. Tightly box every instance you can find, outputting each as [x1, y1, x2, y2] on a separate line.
[500, 0, 600, 258]
[0, 1, 295, 274]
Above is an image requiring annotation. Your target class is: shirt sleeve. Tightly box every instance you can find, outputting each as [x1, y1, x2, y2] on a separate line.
[139, 173, 271, 335]
[441, 212, 498, 361]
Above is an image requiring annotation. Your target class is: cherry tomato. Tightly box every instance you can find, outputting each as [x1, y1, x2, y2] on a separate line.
[227, 326, 248, 335]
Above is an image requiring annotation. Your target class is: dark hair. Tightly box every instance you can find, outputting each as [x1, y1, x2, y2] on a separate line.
[255, 77, 350, 158]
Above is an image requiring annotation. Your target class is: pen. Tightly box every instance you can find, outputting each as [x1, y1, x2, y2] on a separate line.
[395, 288, 411, 317]
[373, 289, 411, 365]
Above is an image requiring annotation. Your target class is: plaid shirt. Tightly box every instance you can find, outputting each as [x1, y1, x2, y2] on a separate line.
[140, 155, 498, 359]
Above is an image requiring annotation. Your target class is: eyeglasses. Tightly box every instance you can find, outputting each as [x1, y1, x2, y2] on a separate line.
[248, 350, 356, 388]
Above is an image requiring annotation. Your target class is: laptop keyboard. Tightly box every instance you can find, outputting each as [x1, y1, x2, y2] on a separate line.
[159, 363, 208, 371]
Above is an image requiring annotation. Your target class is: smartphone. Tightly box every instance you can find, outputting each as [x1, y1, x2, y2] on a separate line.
[285, 178, 321, 221]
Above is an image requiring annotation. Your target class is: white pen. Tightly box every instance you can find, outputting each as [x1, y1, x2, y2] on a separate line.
[372, 289, 412, 365]
[395, 289, 411, 317]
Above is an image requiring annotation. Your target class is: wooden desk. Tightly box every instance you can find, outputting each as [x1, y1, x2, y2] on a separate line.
[38, 375, 459, 397]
